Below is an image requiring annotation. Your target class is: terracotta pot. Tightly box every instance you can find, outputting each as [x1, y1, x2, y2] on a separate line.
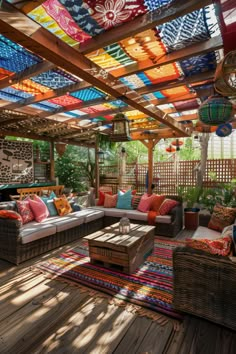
[184, 208, 200, 230]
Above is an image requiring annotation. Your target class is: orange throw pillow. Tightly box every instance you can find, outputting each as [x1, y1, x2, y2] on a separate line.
[0, 210, 22, 222]
[150, 195, 165, 212]
[104, 194, 118, 208]
[97, 191, 112, 206]
[54, 197, 72, 216]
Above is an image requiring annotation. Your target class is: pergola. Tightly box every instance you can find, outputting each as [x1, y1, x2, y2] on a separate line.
[0, 0, 234, 192]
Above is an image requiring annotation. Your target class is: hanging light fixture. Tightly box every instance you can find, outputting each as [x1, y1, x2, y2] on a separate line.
[171, 139, 184, 151]
[110, 113, 131, 142]
[216, 123, 232, 137]
[166, 145, 176, 153]
[55, 142, 67, 157]
[198, 94, 233, 126]
[97, 149, 105, 164]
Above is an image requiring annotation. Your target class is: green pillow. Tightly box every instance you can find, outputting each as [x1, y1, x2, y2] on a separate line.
[116, 190, 133, 210]
[41, 192, 58, 216]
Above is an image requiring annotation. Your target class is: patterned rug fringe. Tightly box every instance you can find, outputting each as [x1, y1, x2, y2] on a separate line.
[32, 267, 181, 330]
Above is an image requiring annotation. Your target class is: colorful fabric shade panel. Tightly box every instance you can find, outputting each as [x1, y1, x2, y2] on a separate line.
[80, 104, 114, 114]
[144, 0, 172, 11]
[174, 99, 200, 111]
[0, 68, 13, 80]
[120, 73, 152, 89]
[0, 89, 32, 102]
[161, 85, 190, 97]
[71, 88, 105, 101]
[126, 110, 147, 119]
[145, 63, 181, 84]
[142, 92, 165, 101]
[0, 35, 42, 73]
[12, 80, 51, 95]
[158, 9, 210, 51]
[1, 87, 33, 100]
[30, 102, 61, 111]
[49, 95, 82, 107]
[31, 69, 78, 89]
[180, 52, 217, 77]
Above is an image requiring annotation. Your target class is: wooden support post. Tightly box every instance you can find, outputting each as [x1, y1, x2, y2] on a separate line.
[95, 136, 100, 198]
[50, 141, 55, 182]
[141, 139, 160, 194]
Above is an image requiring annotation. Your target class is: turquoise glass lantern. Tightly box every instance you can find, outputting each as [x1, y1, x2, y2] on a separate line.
[216, 123, 232, 137]
[198, 95, 233, 126]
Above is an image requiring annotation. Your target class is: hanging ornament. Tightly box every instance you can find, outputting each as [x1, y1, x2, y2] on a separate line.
[216, 123, 232, 137]
[55, 142, 67, 157]
[198, 95, 233, 126]
[166, 145, 176, 153]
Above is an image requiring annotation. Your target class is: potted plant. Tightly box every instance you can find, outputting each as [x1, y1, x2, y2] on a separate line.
[177, 186, 202, 230]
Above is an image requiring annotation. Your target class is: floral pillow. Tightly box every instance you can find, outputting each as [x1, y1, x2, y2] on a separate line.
[54, 197, 72, 216]
[159, 199, 179, 215]
[186, 236, 232, 256]
[208, 203, 236, 232]
[16, 200, 34, 224]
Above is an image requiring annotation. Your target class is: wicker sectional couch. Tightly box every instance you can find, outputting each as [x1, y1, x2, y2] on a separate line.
[0, 201, 104, 265]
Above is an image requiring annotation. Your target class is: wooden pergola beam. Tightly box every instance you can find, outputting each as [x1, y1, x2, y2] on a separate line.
[0, 3, 189, 137]
[110, 36, 222, 78]
[80, 0, 213, 54]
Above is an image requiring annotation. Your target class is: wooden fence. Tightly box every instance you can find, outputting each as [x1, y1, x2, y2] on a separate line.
[100, 159, 236, 194]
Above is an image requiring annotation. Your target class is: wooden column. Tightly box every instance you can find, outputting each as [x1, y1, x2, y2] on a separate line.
[141, 139, 160, 194]
[50, 141, 55, 182]
[95, 135, 100, 198]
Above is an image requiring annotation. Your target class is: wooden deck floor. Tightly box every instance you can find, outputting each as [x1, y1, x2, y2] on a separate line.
[0, 236, 236, 354]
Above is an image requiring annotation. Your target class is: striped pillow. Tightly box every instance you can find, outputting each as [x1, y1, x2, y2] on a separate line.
[132, 195, 141, 209]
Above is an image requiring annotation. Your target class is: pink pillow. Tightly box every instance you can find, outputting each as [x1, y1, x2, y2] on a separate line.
[137, 193, 156, 213]
[16, 200, 35, 224]
[28, 195, 49, 222]
[159, 199, 179, 215]
[104, 194, 118, 208]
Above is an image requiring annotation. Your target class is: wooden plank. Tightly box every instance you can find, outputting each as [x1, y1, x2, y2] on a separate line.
[90, 246, 129, 261]
[80, 0, 213, 54]
[137, 320, 174, 353]
[113, 316, 152, 354]
[84, 230, 106, 240]
[0, 282, 89, 354]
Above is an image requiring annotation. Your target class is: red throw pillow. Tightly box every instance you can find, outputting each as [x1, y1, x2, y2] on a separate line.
[0, 210, 22, 222]
[97, 191, 112, 206]
[122, 189, 137, 195]
[159, 199, 179, 215]
[150, 195, 166, 212]
[137, 193, 156, 213]
[186, 236, 232, 256]
[28, 194, 49, 223]
[16, 200, 35, 224]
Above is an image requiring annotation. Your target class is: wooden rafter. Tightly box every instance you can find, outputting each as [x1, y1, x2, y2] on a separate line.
[0, 2, 190, 137]
[79, 0, 213, 54]
[110, 36, 222, 78]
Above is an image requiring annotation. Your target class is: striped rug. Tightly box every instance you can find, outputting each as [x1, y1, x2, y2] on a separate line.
[37, 237, 185, 320]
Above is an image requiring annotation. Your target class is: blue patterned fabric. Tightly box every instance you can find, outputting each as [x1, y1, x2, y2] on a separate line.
[0, 35, 42, 73]
[108, 100, 128, 108]
[143, 92, 165, 101]
[30, 102, 61, 111]
[144, 0, 172, 11]
[71, 88, 105, 101]
[158, 9, 210, 51]
[180, 52, 217, 77]
[37, 100, 62, 110]
[137, 72, 152, 86]
[31, 69, 77, 89]
[59, 0, 104, 36]
[119, 73, 151, 90]
[1, 87, 33, 100]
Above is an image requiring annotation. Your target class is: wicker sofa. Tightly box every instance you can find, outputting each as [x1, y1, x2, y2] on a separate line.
[0, 201, 104, 265]
[89, 195, 183, 238]
[173, 213, 236, 330]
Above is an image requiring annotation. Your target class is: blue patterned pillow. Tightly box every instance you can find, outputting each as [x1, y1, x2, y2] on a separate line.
[41, 192, 58, 216]
[116, 190, 133, 210]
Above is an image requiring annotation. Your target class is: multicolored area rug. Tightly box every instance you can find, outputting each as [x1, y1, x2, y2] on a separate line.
[36, 237, 185, 321]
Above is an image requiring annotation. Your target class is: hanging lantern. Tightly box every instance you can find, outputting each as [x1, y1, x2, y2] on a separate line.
[110, 113, 131, 142]
[97, 149, 105, 164]
[198, 95, 233, 126]
[166, 145, 176, 153]
[171, 139, 184, 151]
[195, 121, 217, 133]
[216, 123, 232, 137]
[55, 142, 67, 157]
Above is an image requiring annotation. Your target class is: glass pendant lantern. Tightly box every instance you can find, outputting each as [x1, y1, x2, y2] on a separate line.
[110, 113, 131, 142]
[119, 217, 130, 235]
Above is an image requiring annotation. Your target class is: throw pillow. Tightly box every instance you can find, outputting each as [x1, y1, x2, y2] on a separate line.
[104, 194, 118, 208]
[16, 200, 35, 224]
[186, 236, 232, 256]
[159, 199, 179, 215]
[28, 195, 49, 223]
[150, 195, 166, 212]
[0, 210, 22, 222]
[208, 203, 236, 232]
[71, 203, 81, 212]
[137, 193, 156, 213]
[41, 196, 58, 217]
[54, 197, 72, 216]
[132, 195, 142, 210]
[97, 190, 112, 206]
[116, 190, 133, 210]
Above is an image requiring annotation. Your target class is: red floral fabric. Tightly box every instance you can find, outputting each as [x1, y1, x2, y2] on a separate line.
[186, 236, 232, 256]
[0, 210, 22, 222]
[86, 0, 147, 30]
[16, 200, 35, 224]
[159, 199, 179, 216]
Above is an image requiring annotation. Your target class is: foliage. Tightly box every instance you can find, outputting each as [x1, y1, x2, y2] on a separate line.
[199, 179, 236, 213]
[177, 186, 202, 208]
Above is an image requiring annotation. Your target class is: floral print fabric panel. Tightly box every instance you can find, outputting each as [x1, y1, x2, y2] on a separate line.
[86, 0, 147, 31]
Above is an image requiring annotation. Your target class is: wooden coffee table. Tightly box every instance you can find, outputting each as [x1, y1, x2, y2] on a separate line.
[84, 223, 155, 274]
